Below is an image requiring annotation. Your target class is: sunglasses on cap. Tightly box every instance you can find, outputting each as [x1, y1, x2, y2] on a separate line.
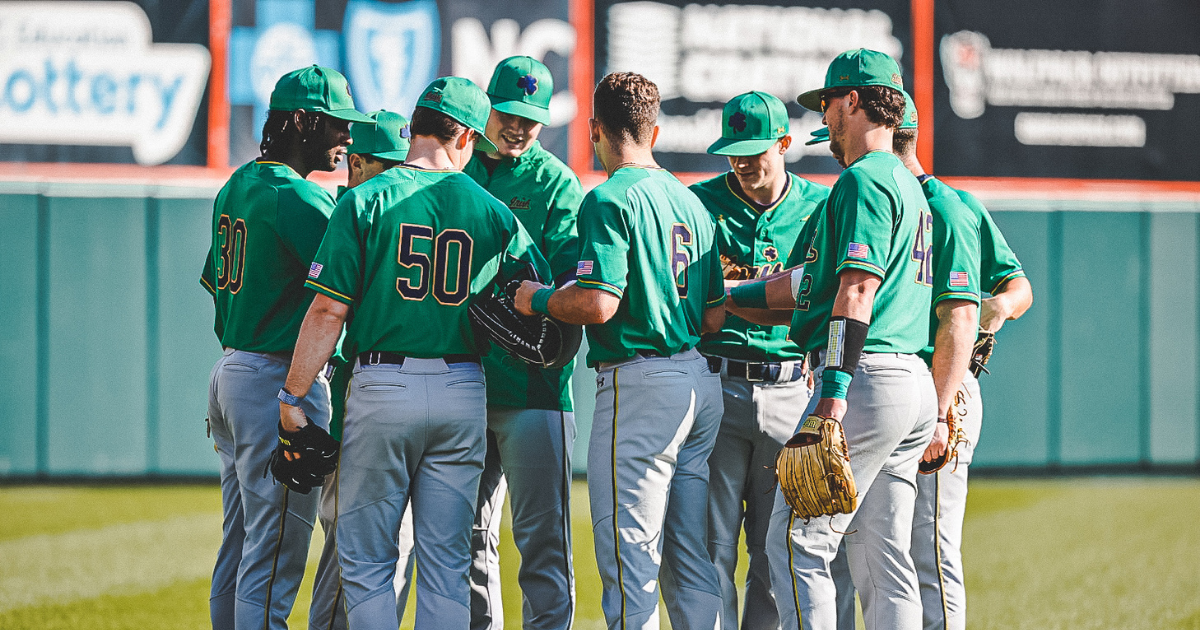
[820, 89, 854, 113]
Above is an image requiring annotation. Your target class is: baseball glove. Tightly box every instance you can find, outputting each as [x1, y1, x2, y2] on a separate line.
[919, 405, 962, 475]
[775, 414, 857, 521]
[469, 261, 582, 370]
[969, 330, 996, 377]
[720, 253, 754, 280]
[265, 421, 340, 494]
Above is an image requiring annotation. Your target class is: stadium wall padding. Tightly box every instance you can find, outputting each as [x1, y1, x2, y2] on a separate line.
[1, 185, 1198, 477]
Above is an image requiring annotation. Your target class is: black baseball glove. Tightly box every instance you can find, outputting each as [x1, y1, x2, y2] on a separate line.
[265, 421, 340, 494]
[969, 330, 996, 377]
[469, 261, 582, 370]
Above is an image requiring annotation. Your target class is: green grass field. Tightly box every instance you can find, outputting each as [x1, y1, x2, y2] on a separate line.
[2, 478, 1199, 629]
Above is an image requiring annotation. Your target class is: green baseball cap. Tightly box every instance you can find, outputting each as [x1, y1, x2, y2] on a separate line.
[269, 65, 375, 123]
[797, 49, 905, 112]
[899, 90, 919, 130]
[348, 110, 410, 161]
[487, 56, 553, 126]
[415, 76, 497, 153]
[805, 126, 829, 146]
[707, 91, 790, 156]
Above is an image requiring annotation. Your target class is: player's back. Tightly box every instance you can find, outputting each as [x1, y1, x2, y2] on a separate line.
[307, 165, 541, 359]
[202, 160, 334, 353]
[576, 166, 722, 365]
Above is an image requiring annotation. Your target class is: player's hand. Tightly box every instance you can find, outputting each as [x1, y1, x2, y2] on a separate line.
[279, 402, 310, 457]
[514, 280, 550, 316]
[979, 296, 1007, 333]
[812, 397, 848, 422]
[922, 421, 949, 463]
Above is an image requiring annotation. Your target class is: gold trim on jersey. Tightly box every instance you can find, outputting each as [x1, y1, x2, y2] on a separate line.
[577, 278, 624, 298]
[723, 171, 793, 214]
[836, 259, 885, 276]
[935, 290, 980, 302]
[199, 275, 216, 295]
[990, 270, 1025, 295]
[305, 280, 354, 304]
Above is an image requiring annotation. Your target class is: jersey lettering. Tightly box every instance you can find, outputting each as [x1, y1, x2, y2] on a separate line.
[671, 223, 692, 298]
[215, 214, 247, 294]
[911, 209, 933, 287]
[396, 223, 475, 305]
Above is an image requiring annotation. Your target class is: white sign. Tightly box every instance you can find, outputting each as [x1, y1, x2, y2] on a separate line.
[0, 2, 211, 165]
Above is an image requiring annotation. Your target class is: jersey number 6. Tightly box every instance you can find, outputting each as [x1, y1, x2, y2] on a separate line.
[396, 223, 475, 306]
[672, 223, 692, 299]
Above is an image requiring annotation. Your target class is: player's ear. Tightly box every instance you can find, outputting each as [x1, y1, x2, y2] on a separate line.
[650, 125, 660, 148]
[588, 117, 602, 144]
[778, 135, 792, 152]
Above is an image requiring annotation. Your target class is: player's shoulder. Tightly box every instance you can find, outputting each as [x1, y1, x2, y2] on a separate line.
[788, 172, 832, 197]
[244, 160, 334, 212]
[689, 172, 729, 196]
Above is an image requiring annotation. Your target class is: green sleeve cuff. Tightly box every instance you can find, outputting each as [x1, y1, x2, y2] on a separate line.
[819, 368, 854, 400]
[729, 282, 769, 310]
[531, 287, 555, 315]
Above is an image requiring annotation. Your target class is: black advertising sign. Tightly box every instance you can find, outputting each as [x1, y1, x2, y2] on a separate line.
[593, 0, 912, 174]
[933, 0, 1200, 181]
[227, 0, 577, 166]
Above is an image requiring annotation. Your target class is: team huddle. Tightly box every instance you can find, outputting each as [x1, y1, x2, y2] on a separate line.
[202, 48, 1033, 630]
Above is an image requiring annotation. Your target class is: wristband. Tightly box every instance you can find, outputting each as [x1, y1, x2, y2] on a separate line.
[937, 417, 948, 424]
[825, 316, 869, 374]
[819, 368, 854, 400]
[729, 281, 769, 309]
[277, 387, 304, 407]
[531, 287, 555, 315]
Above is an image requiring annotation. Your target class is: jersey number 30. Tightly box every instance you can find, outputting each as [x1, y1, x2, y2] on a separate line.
[216, 214, 247, 293]
[396, 224, 474, 306]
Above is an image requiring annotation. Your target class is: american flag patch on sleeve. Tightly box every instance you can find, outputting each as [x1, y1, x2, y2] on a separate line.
[308, 262, 323, 279]
[949, 271, 969, 287]
[577, 260, 594, 275]
[847, 242, 869, 259]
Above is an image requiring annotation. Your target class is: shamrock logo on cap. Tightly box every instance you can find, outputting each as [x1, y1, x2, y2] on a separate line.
[517, 74, 538, 95]
[729, 112, 747, 133]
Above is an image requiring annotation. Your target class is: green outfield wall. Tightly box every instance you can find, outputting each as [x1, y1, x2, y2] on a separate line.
[1, 183, 1197, 477]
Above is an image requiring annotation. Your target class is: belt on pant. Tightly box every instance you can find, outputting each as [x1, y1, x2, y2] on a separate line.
[596, 349, 670, 371]
[358, 351, 480, 366]
[708, 356, 805, 383]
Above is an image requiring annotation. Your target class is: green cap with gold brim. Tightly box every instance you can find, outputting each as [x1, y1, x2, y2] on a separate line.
[414, 76, 497, 153]
[348, 110, 410, 161]
[269, 65, 376, 123]
[797, 49, 905, 112]
[707, 91, 790, 156]
[487, 56, 553, 126]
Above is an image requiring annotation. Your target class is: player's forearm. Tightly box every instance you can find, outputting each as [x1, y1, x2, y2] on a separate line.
[985, 277, 1033, 323]
[725, 301, 793, 326]
[284, 295, 348, 398]
[545, 283, 619, 325]
[931, 300, 978, 418]
[727, 267, 803, 310]
[702, 305, 726, 334]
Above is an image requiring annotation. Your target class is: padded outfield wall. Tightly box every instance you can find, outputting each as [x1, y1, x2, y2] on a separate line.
[1, 182, 1198, 477]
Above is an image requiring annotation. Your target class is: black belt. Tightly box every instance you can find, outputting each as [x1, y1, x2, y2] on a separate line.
[708, 356, 806, 383]
[358, 351, 479, 366]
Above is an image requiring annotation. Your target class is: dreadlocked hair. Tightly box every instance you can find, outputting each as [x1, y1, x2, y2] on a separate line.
[259, 109, 304, 156]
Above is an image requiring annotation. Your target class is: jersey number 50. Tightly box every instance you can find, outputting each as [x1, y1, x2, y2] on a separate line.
[396, 224, 475, 306]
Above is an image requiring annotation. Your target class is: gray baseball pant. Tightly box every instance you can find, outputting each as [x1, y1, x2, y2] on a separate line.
[589, 348, 724, 630]
[911, 372, 981, 630]
[207, 348, 330, 630]
[706, 359, 811, 630]
[335, 358, 487, 630]
[767, 353, 936, 630]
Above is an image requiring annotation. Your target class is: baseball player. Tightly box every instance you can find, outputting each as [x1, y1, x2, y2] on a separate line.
[278, 76, 550, 630]
[725, 49, 937, 630]
[457, 55, 582, 630]
[513, 71, 726, 630]
[199, 65, 374, 630]
[307, 108, 411, 630]
[689, 90, 828, 630]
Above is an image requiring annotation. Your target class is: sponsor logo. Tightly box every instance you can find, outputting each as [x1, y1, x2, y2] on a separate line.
[509, 197, 531, 210]
[423, 90, 443, 103]
[344, 0, 440, 116]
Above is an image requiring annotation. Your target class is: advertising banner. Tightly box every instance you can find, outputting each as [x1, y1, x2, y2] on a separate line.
[227, 0, 578, 166]
[934, 0, 1200, 180]
[593, 0, 912, 174]
[0, 1, 212, 166]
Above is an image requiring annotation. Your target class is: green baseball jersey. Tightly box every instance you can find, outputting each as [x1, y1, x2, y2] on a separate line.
[304, 165, 550, 359]
[955, 189, 1026, 294]
[200, 160, 335, 352]
[691, 172, 829, 362]
[918, 176, 983, 363]
[786, 150, 932, 354]
[464, 141, 583, 411]
[575, 166, 725, 367]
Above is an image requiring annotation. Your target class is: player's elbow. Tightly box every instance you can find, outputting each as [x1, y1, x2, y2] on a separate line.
[590, 292, 621, 324]
[702, 306, 726, 334]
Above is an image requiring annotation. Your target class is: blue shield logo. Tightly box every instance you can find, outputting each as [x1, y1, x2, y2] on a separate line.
[344, 0, 441, 116]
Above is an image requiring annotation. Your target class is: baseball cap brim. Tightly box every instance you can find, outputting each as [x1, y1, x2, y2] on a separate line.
[323, 107, 378, 124]
[805, 128, 830, 146]
[366, 148, 409, 161]
[490, 97, 551, 126]
[797, 89, 824, 112]
[707, 136, 782, 157]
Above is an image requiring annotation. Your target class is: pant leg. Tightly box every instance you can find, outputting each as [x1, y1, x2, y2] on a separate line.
[410, 362, 488, 630]
[208, 353, 241, 628]
[913, 373, 979, 630]
[659, 354, 725, 630]
[831, 540, 858, 630]
[767, 354, 929, 630]
[706, 377, 754, 630]
[212, 350, 329, 630]
[491, 408, 577, 630]
[470, 428, 507, 630]
[309, 468, 347, 630]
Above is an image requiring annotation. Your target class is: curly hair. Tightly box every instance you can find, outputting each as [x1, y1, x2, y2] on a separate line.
[855, 85, 906, 129]
[593, 72, 660, 145]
